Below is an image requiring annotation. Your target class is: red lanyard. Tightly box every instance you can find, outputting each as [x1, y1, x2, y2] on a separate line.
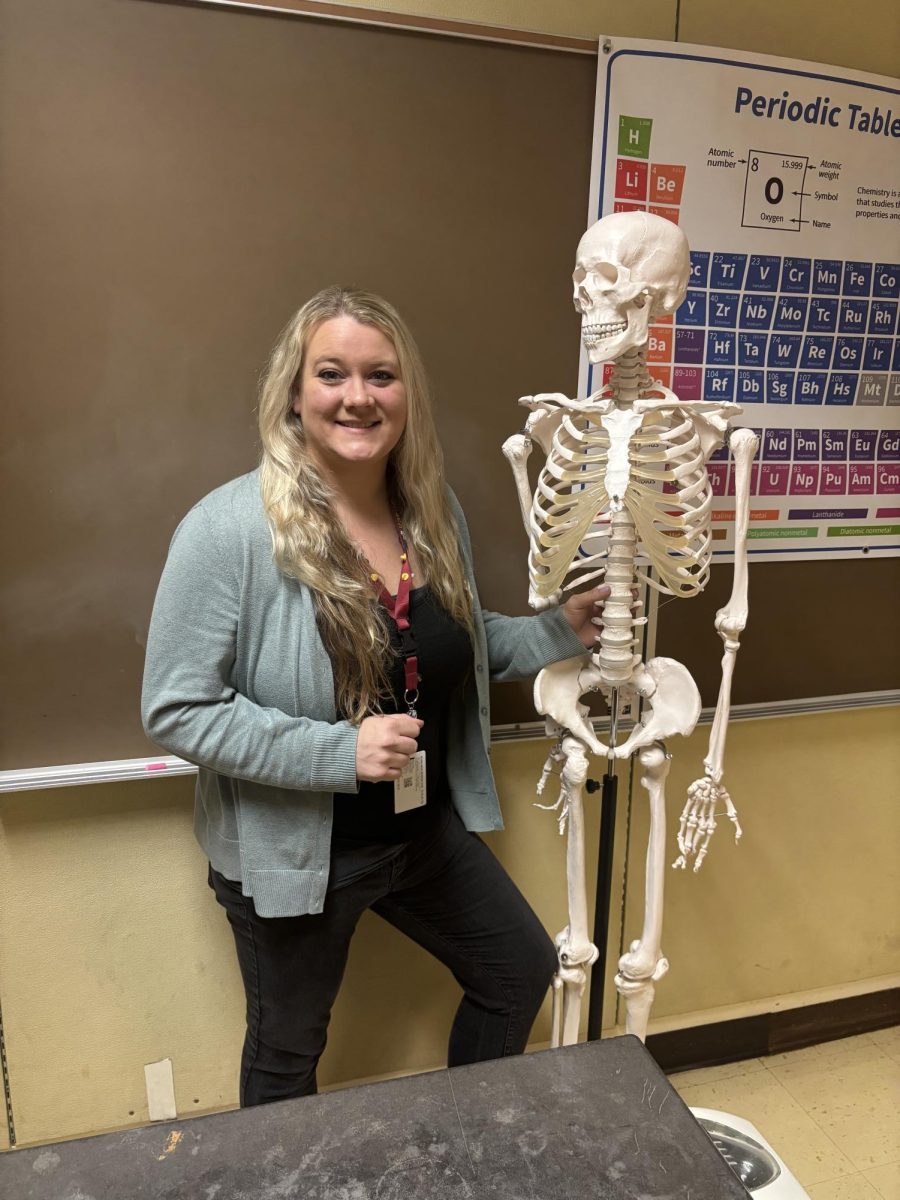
[370, 522, 419, 714]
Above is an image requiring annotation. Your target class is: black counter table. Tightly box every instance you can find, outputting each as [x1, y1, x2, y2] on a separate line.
[0, 1035, 749, 1198]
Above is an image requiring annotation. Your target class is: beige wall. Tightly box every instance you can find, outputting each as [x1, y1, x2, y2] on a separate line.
[624, 707, 900, 1019]
[2, 708, 898, 1146]
[323, 0, 900, 77]
[322, 0, 676, 41]
[2, 0, 898, 1151]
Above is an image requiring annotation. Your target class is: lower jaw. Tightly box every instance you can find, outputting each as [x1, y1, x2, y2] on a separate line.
[587, 343, 626, 363]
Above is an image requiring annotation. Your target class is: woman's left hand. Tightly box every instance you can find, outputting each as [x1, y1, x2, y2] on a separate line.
[561, 584, 611, 649]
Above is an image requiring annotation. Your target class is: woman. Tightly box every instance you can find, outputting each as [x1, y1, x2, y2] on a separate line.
[142, 287, 608, 1106]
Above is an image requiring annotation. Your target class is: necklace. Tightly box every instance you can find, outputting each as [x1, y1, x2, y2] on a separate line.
[369, 519, 419, 716]
[367, 519, 413, 592]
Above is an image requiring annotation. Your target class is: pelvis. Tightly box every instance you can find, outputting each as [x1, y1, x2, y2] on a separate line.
[534, 655, 701, 759]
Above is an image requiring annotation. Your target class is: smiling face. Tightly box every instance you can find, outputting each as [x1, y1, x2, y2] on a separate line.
[293, 315, 407, 479]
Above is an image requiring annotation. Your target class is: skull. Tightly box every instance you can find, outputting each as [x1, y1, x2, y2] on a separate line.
[573, 211, 690, 364]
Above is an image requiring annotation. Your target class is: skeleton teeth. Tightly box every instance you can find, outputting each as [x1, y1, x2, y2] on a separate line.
[582, 321, 628, 344]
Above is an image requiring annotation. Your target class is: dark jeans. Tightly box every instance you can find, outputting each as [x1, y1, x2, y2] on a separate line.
[209, 808, 557, 1107]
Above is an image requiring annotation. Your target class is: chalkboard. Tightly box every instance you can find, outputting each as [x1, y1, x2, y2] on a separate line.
[654, 556, 899, 707]
[0, 0, 595, 768]
[1, 0, 894, 770]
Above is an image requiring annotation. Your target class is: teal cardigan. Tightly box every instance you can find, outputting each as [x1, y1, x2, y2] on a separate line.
[141, 470, 585, 917]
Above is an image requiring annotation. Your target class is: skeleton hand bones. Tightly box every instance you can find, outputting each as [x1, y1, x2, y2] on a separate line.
[673, 776, 742, 872]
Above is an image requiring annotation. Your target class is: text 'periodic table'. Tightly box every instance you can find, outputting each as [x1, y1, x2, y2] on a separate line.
[587, 53, 900, 556]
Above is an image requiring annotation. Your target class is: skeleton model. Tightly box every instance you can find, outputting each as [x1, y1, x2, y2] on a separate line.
[503, 211, 759, 1045]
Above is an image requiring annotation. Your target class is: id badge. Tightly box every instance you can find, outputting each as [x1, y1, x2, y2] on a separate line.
[394, 750, 427, 813]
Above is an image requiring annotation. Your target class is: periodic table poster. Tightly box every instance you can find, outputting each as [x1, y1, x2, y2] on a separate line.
[581, 38, 900, 561]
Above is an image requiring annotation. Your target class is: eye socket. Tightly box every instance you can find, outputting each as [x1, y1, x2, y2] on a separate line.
[369, 369, 395, 384]
[317, 368, 343, 382]
[572, 266, 587, 284]
[594, 262, 618, 285]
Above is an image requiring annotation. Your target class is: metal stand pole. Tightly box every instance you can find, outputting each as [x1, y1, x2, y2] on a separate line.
[586, 767, 617, 1040]
[587, 688, 619, 1040]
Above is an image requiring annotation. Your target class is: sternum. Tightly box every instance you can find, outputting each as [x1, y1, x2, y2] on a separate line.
[593, 509, 638, 685]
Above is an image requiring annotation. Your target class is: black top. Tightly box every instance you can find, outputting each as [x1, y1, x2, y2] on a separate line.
[331, 584, 473, 848]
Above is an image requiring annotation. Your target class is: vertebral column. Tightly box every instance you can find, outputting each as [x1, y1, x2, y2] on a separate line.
[595, 509, 637, 684]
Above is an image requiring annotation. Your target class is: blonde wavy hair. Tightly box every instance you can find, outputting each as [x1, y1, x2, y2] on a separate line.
[258, 286, 474, 723]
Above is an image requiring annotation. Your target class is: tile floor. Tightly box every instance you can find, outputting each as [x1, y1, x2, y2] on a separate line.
[667, 1026, 900, 1197]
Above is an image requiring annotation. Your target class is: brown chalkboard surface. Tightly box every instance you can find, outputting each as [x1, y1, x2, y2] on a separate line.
[654, 556, 899, 709]
[0, 0, 596, 768]
[1, 0, 895, 770]
[489, 555, 899, 725]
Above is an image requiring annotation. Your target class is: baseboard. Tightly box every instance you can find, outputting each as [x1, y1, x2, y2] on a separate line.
[646, 986, 900, 1074]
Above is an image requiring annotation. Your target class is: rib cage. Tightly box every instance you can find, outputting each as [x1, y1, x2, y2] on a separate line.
[529, 405, 715, 599]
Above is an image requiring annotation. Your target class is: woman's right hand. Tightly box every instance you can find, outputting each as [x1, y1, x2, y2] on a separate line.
[356, 714, 424, 782]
